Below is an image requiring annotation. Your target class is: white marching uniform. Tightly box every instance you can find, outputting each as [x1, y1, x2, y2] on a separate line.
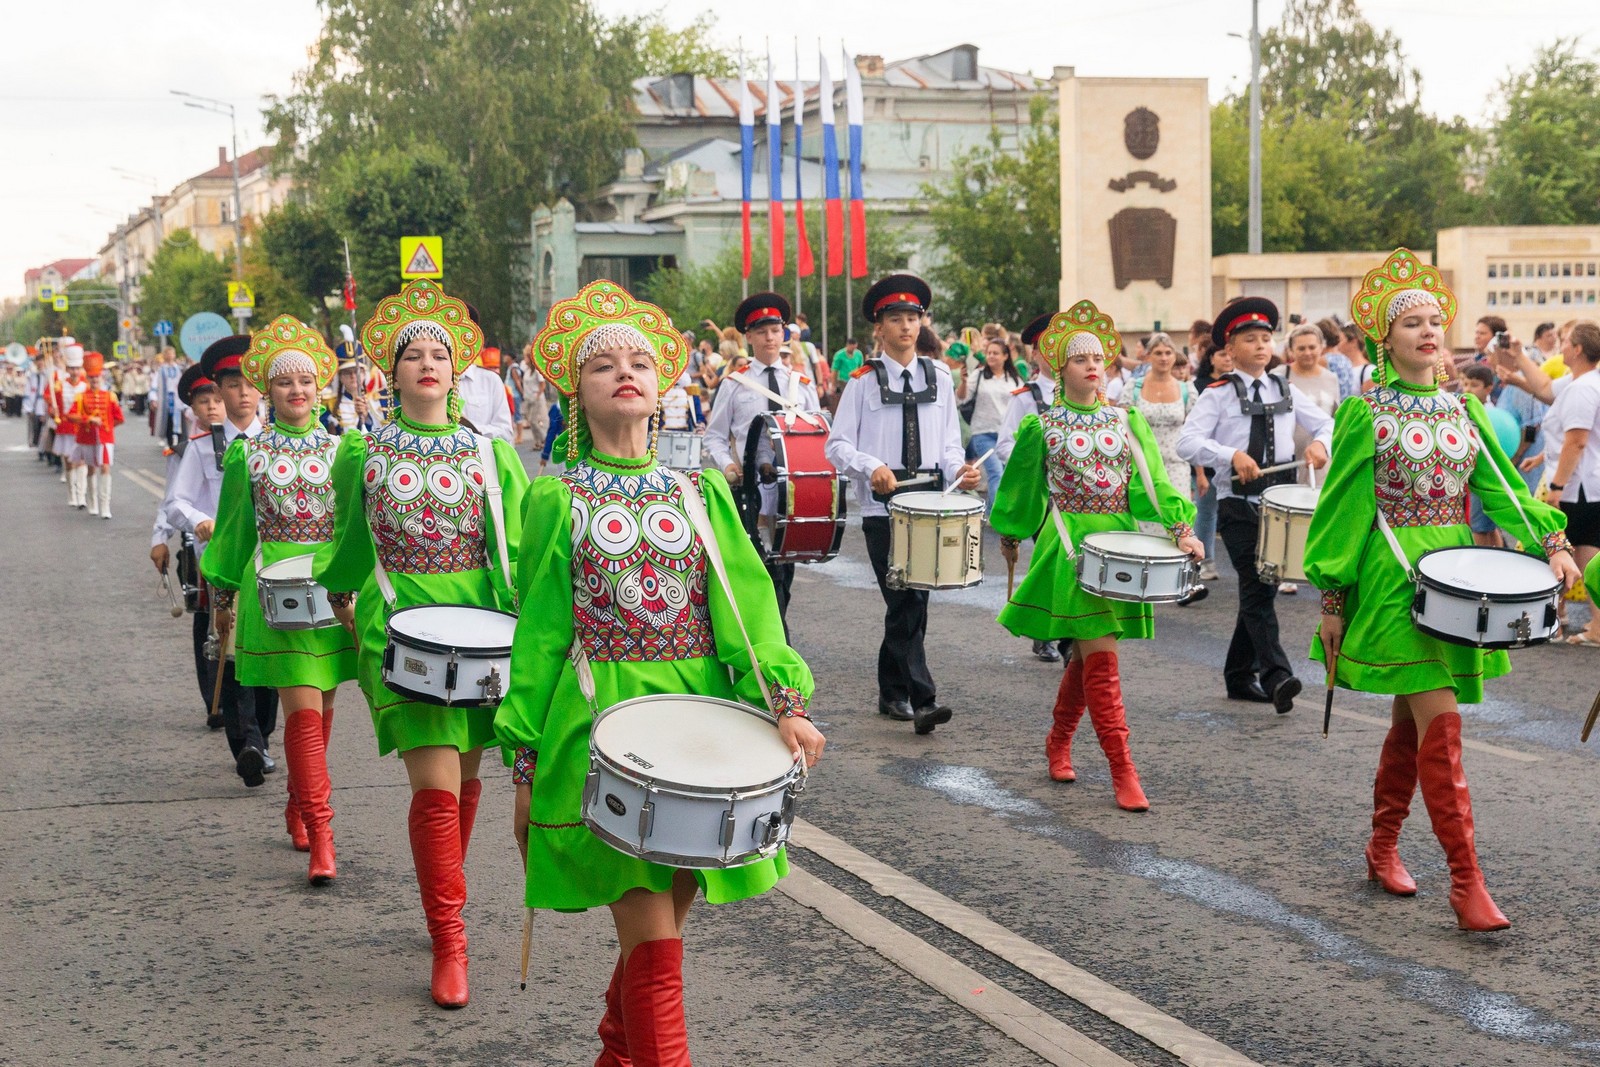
[824, 356, 967, 518]
[996, 378, 1057, 464]
[169, 418, 261, 557]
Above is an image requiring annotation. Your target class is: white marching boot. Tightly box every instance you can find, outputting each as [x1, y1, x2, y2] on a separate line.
[97, 470, 112, 519]
[87, 470, 100, 515]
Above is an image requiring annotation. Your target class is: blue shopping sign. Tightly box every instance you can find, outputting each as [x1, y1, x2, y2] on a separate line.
[154, 319, 174, 337]
[179, 312, 232, 360]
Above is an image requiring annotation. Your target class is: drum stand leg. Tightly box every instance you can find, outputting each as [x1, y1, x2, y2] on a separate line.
[1081, 651, 1150, 812]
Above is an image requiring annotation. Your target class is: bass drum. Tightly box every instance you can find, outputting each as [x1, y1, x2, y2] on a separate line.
[176, 533, 206, 613]
[738, 411, 846, 564]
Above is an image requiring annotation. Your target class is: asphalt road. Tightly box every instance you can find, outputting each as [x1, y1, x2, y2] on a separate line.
[3, 414, 1599, 1067]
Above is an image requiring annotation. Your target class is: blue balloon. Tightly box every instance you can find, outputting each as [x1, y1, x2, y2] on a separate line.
[179, 312, 233, 360]
[1484, 405, 1521, 457]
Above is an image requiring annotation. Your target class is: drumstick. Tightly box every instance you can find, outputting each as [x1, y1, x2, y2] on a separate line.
[519, 907, 533, 990]
[1581, 686, 1600, 743]
[1254, 459, 1305, 478]
[944, 447, 996, 497]
[1322, 650, 1337, 738]
[1007, 557, 1015, 598]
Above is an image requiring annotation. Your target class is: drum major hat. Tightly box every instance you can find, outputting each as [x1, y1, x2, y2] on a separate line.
[177, 363, 218, 405]
[531, 279, 688, 398]
[199, 334, 251, 380]
[1036, 300, 1122, 377]
[1351, 247, 1456, 347]
[733, 292, 792, 334]
[361, 279, 479, 377]
[862, 274, 932, 323]
[83, 351, 105, 377]
[242, 315, 337, 393]
[1210, 296, 1279, 349]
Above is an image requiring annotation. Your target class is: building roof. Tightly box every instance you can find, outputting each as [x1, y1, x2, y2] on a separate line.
[636, 136, 928, 213]
[632, 45, 1044, 121]
[24, 258, 95, 282]
[191, 146, 273, 183]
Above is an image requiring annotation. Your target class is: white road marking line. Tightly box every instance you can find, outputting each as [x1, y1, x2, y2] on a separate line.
[792, 819, 1265, 1067]
[122, 468, 164, 498]
[1327, 707, 1541, 763]
[779, 866, 1137, 1067]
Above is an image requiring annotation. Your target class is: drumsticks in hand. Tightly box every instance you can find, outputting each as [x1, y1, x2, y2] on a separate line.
[1322, 651, 1337, 738]
[519, 907, 533, 990]
[1581, 686, 1600, 743]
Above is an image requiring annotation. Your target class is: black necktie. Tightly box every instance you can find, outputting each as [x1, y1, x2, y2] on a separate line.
[1247, 380, 1268, 466]
[764, 366, 781, 412]
[901, 369, 921, 469]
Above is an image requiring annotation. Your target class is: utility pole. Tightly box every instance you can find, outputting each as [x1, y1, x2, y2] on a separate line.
[1247, 0, 1262, 255]
[171, 89, 248, 325]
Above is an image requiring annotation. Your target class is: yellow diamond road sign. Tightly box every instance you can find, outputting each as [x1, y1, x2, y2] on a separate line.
[227, 282, 255, 309]
[53, 294, 69, 311]
[400, 236, 444, 279]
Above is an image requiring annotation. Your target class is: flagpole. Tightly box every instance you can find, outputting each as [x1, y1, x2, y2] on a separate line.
[793, 37, 803, 326]
[740, 40, 749, 300]
[818, 38, 829, 363]
[842, 39, 854, 348]
[767, 40, 774, 294]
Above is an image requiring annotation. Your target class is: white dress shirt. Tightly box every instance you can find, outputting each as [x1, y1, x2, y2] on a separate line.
[825, 355, 968, 518]
[996, 378, 1056, 463]
[151, 448, 184, 549]
[169, 417, 260, 556]
[1542, 369, 1600, 503]
[1177, 370, 1333, 503]
[458, 364, 515, 442]
[702, 357, 821, 472]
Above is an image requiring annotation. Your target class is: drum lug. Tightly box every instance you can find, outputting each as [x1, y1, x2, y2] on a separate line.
[477, 664, 504, 702]
[382, 643, 395, 675]
[718, 809, 736, 849]
[1412, 587, 1426, 615]
[638, 799, 655, 843]
[755, 810, 788, 849]
[1507, 612, 1533, 647]
[885, 566, 906, 591]
[1258, 560, 1278, 583]
[1545, 601, 1559, 629]
[1476, 596, 1491, 639]
[445, 658, 458, 695]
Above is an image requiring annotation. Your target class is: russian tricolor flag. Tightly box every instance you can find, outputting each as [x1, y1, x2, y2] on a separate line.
[739, 66, 755, 280]
[766, 56, 785, 278]
[792, 68, 814, 277]
[819, 51, 844, 278]
[843, 46, 868, 279]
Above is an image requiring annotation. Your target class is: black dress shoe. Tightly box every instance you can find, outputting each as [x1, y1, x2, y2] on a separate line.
[236, 746, 266, 788]
[261, 752, 277, 775]
[1270, 675, 1302, 715]
[913, 703, 953, 735]
[1226, 680, 1273, 703]
[877, 698, 914, 721]
[1032, 639, 1062, 662]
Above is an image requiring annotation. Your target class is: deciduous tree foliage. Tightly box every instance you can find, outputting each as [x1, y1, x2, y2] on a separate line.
[1481, 39, 1600, 226]
[138, 230, 231, 329]
[628, 9, 739, 78]
[256, 200, 348, 331]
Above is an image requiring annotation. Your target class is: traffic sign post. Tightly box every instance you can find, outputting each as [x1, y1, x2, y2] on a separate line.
[400, 236, 444, 279]
[52, 294, 69, 312]
[153, 320, 174, 338]
[38, 285, 55, 303]
[113, 341, 129, 359]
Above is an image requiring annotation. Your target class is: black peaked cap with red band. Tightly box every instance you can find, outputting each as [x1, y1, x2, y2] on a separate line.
[177, 362, 219, 406]
[1210, 296, 1279, 349]
[1020, 312, 1053, 348]
[862, 273, 931, 323]
[199, 334, 251, 381]
[734, 292, 792, 334]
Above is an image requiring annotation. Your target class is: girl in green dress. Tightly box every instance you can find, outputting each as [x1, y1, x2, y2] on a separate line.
[204, 317, 358, 885]
[992, 301, 1202, 811]
[1306, 249, 1580, 931]
[496, 280, 825, 1066]
[313, 281, 530, 1007]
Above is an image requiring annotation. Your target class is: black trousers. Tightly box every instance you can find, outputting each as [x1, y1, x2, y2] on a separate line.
[1218, 497, 1293, 689]
[191, 609, 278, 758]
[26, 413, 41, 448]
[767, 560, 795, 637]
[862, 517, 937, 707]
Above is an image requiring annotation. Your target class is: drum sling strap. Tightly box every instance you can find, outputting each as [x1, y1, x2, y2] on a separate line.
[1370, 395, 1539, 582]
[1048, 408, 1165, 561]
[369, 435, 515, 611]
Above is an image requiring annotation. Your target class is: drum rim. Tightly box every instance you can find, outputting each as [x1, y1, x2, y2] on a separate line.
[589, 694, 798, 795]
[1413, 545, 1561, 601]
[1259, 484, 1320, 513]
[384, 603, 520, 656]
[1080, 531, 1189, 561]
[1412, 617, 1558, 651]
[258, 552, 319, 580]
[888, 490, 985, 516]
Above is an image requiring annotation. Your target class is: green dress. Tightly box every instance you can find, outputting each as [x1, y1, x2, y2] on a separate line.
[1305, 382, 1568, 702]
[991, 400, 1197, 641]
[201, 417, 358, 691]
[312, 415, 529, 755]
[494, 452, 813, 912]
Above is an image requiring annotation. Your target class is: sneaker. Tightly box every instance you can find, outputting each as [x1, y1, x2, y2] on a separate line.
[1031, 639, 1061, 662]
[1198, 561, 1219, 581]
[1279, 582, 1298, 595]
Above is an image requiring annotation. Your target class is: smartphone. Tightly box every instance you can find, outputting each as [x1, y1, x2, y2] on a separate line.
[1494, 331, 1509, 349]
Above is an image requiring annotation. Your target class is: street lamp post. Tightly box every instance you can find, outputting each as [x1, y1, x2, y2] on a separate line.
[1247, 0, 1262, 255]
[171, 89, 246, 324]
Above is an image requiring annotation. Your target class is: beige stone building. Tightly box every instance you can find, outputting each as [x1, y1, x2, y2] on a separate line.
[1436, 226, 1600, 350]
[1211, 250, 1434, 332]
[22, 258, 97, 302]
[1056, 68, 1211, 334]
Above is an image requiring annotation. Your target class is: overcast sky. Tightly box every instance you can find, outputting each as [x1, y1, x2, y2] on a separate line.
[3, 0, 1593, 303]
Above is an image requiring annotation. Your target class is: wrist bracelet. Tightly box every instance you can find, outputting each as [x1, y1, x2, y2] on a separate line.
[327, 591, 356, 608]
[1549, 482, 1565, 492]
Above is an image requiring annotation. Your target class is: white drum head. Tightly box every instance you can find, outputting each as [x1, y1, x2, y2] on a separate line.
[1083, 531, 1187, 560]
[891, 491, 984, 516]
[1261, 485, 1320, 513]
[594, 697, 794, 789]
[391, 604, 518, 645]
[1417, 548, 1558, 597]
[259, 554, 316, 580]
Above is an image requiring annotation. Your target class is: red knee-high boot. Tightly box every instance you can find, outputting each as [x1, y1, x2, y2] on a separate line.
[284, 709, 335, 883]
[1366, 720, 1418, 896]
[409, 788, 469, 1007]
[596, 954, 633, 1067]
[1046, 656, 1087, 782]
[1417, 713, 1509, 931]
[458, 778, 482, 860]
[284, 773, 310, 852]
[621, 938, 690, 1067]
[1081, 651, 1150, 812]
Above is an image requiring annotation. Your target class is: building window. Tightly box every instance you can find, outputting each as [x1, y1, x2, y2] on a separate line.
[1589, 263, 1597, 277]
[1563, 291, 1572, 304]
[1488, 264, 1498, 278]
[1487, 292, 1497, 306]
[1512, 292, 1523, 305]
[1512, 264, 1522, 278]
[1537, 291, 1547, 304]
[219, 199, 232, 223]
[1564, 263, 1573, 277]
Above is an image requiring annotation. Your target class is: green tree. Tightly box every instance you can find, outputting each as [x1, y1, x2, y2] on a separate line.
[63, 280, 120, 353]
[1260, 0, 1418, 137]
[922, 95, 1060, 330]
[639, 211, 910, 352]
[257, 200, 347, 331]
[627, 9, 739, 77]
[137, 230, 230, 329]
[1481, 39, 1600, 225]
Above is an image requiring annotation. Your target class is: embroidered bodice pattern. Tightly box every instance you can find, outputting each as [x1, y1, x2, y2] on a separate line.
[246, 424, 338, 543]
[1040, 404, 1131, 516]
[565, 463, 714, 663]
[360, 421, 488, 575]
[1365, 386, 1480, 528]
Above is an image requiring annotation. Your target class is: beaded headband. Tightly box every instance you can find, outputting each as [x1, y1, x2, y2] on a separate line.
[1037, 299, 1122, 377]
[1351, 248, 1456, 345]
[361, 280, 479, 376]
[531, 280, 688, 398]
[242, 316, 337, 393]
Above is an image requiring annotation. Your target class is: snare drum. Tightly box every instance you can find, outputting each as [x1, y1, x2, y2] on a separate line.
[1255, 485, 1320, 583]
[176, 534, 206, 613]
[1076, 531, 1196, 603]
[657, 431, 703, 471]
[583, 695, 804, 869]
[1411, 546, 1561, 649]
[256, 554, 337, 630]
[885, 491, 984, 590]
[743, 412, 846, 564]
[382, 604, 518, 706]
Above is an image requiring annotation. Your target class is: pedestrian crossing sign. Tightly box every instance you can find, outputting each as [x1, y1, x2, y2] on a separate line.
[38, 285, 55, 303]
[227, 282, 256, 309]
[113, 341, 129, 358]
[400, 236, 444, 279]
[53, 294, 69, 311]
